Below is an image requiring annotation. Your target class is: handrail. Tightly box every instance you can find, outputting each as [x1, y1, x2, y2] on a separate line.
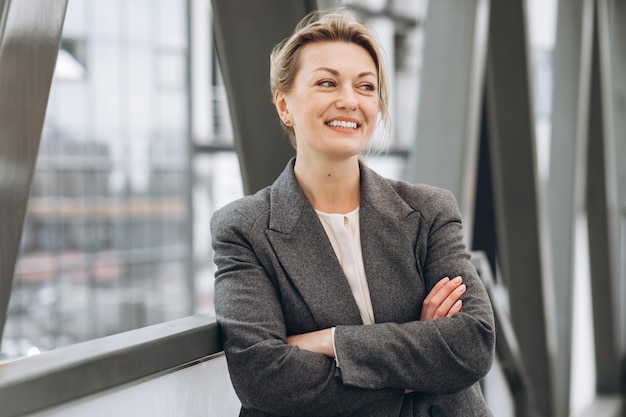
[0, 314, 221, 417]
[471, 251, 541, 417]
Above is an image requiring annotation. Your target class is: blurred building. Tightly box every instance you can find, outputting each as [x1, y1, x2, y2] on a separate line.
[4, 0, 193, 358]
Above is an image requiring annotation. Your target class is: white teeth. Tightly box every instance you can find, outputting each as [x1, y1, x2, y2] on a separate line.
[327, 120, 358, 129]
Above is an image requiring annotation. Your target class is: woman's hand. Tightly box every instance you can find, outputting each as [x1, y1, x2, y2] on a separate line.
[403, 277, 466, 394]
[287, 328, 335, 358]
[420, 276, 465, 320]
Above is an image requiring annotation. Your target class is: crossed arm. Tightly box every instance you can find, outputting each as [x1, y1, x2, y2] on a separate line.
[286, 275, 466, 357]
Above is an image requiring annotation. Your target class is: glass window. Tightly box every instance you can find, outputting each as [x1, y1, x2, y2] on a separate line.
[2, 0, 191, 361]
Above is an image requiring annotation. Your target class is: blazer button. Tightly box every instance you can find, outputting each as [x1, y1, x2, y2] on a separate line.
[429, 404, 444, 417]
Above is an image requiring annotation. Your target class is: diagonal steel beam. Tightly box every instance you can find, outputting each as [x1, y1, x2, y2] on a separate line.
[406, 0, 489, 244]
[485, 1, 557, 415]
[211, 0, 318, 195]
[0, 0, 68, 345]
[586, 0, 623, 395]
[607, 0, 626, 367]
[548, 1, 594, 415]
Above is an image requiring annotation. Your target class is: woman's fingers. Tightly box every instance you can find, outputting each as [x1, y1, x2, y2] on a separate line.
[446, 299, 463, 318]
[421, 276, 465, 320]
[433, 282, 465, 319]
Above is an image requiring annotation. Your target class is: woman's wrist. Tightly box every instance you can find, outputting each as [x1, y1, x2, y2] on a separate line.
[287, 328, 335, 358]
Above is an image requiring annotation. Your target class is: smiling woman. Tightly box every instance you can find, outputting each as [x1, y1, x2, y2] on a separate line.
[274, 40, 379, 179]
[211, 8, 495, 417]
[270, 9, 391, 151]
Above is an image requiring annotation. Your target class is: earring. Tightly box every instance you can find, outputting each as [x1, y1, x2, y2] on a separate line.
[284, 119, 290, 125]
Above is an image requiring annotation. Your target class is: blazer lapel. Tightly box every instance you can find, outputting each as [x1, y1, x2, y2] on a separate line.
[359, 163, 425, 324]
[265, 160, 363, 328]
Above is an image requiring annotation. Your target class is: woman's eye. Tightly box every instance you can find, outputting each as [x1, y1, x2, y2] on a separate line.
[359, 83, 376, 92]
[318, 80, 336, 87]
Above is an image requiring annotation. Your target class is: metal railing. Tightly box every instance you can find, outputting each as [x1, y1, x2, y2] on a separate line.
[0, 314, 221, 417]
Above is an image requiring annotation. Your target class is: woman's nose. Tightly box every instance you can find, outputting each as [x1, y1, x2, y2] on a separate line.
[336, 87, 358, 110]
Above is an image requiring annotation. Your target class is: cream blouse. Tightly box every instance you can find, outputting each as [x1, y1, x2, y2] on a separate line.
[316, 207, 375, 325]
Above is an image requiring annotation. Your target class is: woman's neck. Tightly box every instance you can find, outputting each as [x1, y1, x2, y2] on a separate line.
[294, 155, 361, 214]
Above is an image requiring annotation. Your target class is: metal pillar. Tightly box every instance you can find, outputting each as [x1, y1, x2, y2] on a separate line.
[211, 0, 317, 195]
[608, 0, 626, 365]
[548, 1, 594, 416]
[0, 0, 68, 344]
[610, 1, 626, 218]
[485, 1, 557, 416]
[406, 0, 489, 243]
[586, 0, 622, 394]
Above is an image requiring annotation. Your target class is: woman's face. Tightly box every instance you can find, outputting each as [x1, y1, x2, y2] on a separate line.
[276, 41, 379, 162]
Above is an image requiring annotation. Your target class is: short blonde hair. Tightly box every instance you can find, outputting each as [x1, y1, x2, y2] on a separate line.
[270, 8, 390, 149]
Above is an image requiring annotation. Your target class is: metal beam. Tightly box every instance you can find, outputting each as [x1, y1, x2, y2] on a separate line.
[211, 0, 317, 195]
[0, 0, 68, 344]
[485, 1, 557, 415]
[608, 0, 626, 364]
[548, 1, 593, 416]
[610, 0, 626, 219]
[406, 0, 489, 243]
[586, 0, 622, 394]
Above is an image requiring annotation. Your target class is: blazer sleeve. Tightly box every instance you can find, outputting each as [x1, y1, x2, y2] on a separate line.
[211, 204, 404, 417]
[333, 188, 496, 394]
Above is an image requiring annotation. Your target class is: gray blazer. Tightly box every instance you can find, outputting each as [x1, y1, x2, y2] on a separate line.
[211, 158, 495, 417]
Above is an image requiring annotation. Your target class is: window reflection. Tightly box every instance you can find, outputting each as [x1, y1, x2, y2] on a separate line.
[2, 0, 192, 360]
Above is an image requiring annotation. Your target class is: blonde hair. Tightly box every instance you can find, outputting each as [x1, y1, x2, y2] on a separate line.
[270, 8, 390, 149]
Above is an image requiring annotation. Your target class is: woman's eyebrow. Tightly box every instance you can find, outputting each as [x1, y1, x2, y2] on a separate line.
[313, 67, 376, 78]
[313, 67, 339, 75]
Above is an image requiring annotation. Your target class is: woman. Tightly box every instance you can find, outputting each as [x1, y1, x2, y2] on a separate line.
[211, 8, 495, 417]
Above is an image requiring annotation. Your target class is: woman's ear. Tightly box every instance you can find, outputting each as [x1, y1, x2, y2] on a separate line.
[274, 90, 289, 122]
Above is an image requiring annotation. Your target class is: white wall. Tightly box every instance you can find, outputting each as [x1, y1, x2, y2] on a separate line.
[27, 355, 241, 417]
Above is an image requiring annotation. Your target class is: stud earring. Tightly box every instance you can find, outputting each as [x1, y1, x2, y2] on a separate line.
[284, 120, 290, 126]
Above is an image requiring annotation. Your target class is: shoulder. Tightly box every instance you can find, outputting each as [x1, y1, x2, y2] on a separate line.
[210, 186, 271, 236]
[384, 177, 461, 223]
[359, 162, 461, 224]
[388, 178, 457, 208]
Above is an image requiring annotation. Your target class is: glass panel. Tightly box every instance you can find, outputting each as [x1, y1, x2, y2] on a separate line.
[193, 152, 243, 316]
[92, 0, 120, 39]
[527, 0, 557, 184]
[2, 0, 191, 361]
